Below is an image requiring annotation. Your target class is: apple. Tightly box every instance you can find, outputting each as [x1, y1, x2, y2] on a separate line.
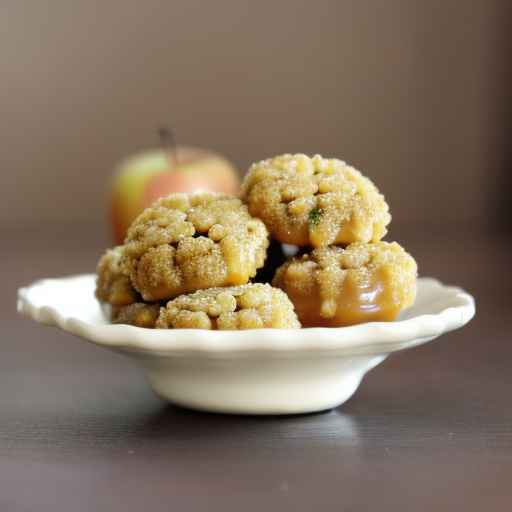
[110, 147, 241, 244]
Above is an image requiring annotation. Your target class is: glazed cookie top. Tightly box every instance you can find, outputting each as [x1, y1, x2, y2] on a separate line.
[121, 192, 269, 301]
[156, 283, 301, 330]
[96, 247, 138, 306]
[241, 154, 391, 247]
[273, 241, 417, 321]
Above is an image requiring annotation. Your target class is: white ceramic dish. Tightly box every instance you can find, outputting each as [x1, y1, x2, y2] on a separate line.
[18, 274, 474, 415]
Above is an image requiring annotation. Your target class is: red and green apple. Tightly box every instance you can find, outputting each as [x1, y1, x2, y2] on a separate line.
[110, 147, 240, 244]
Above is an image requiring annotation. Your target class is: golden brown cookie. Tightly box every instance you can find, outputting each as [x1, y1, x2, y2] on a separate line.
[241, 154, 390, 247]
[272, 242, 417, 327]
[121, 193, 269, 301]
[111, 302, 161, 328]
[156, 283, 300, 330]
[95, 247, 138, 306]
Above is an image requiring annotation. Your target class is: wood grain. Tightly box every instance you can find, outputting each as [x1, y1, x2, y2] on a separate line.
[2, 226, 511, 511]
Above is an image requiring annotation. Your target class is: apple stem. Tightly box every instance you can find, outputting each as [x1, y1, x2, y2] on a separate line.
[158, 126, 178, 167]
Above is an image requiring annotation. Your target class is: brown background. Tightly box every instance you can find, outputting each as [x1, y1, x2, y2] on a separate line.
[1, 0, 510, 232]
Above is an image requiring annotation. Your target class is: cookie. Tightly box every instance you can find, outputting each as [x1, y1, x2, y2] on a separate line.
[121, 192, 269, 301]
[272, 242, 417, 327]
[241, 154, 390, 247]
[156, 283, 300, 330]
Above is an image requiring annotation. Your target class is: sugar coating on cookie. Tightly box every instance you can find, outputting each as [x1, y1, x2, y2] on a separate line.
[111, 302, 161, 328]
[241, 154, 391, 247]
[156, 283, 300, 329]
[272, 242, 417, 327]
[121, 193, 269, 301]
[96, 247, 138, 306]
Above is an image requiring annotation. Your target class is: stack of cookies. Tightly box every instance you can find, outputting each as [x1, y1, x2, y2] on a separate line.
[243, 154, 417, 327]
[96, 154, 417, 330]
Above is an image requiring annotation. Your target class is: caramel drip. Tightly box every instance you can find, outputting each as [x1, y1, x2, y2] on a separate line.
[290, 270, 401, 327]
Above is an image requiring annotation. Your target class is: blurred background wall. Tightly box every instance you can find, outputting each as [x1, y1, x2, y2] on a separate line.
[1, 0, 509, 237]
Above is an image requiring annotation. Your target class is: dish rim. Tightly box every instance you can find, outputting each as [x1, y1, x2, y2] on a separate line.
[17, 274, 475, 357]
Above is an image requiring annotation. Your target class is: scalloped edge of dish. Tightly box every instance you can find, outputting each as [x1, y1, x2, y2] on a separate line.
[17, 274, 475, 356]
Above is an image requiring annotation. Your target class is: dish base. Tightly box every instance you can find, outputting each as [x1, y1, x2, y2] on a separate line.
[141, 353, 387, 414]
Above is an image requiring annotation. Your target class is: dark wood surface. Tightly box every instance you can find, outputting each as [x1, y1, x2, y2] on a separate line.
[2, 225, 511, 511]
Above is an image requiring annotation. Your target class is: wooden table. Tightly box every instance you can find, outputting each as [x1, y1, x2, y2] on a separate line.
[2, 225, 511, 511]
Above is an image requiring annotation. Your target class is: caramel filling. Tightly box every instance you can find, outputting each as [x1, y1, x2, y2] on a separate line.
[290, 271, 401, 327]
[222, 237, 252, 285]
